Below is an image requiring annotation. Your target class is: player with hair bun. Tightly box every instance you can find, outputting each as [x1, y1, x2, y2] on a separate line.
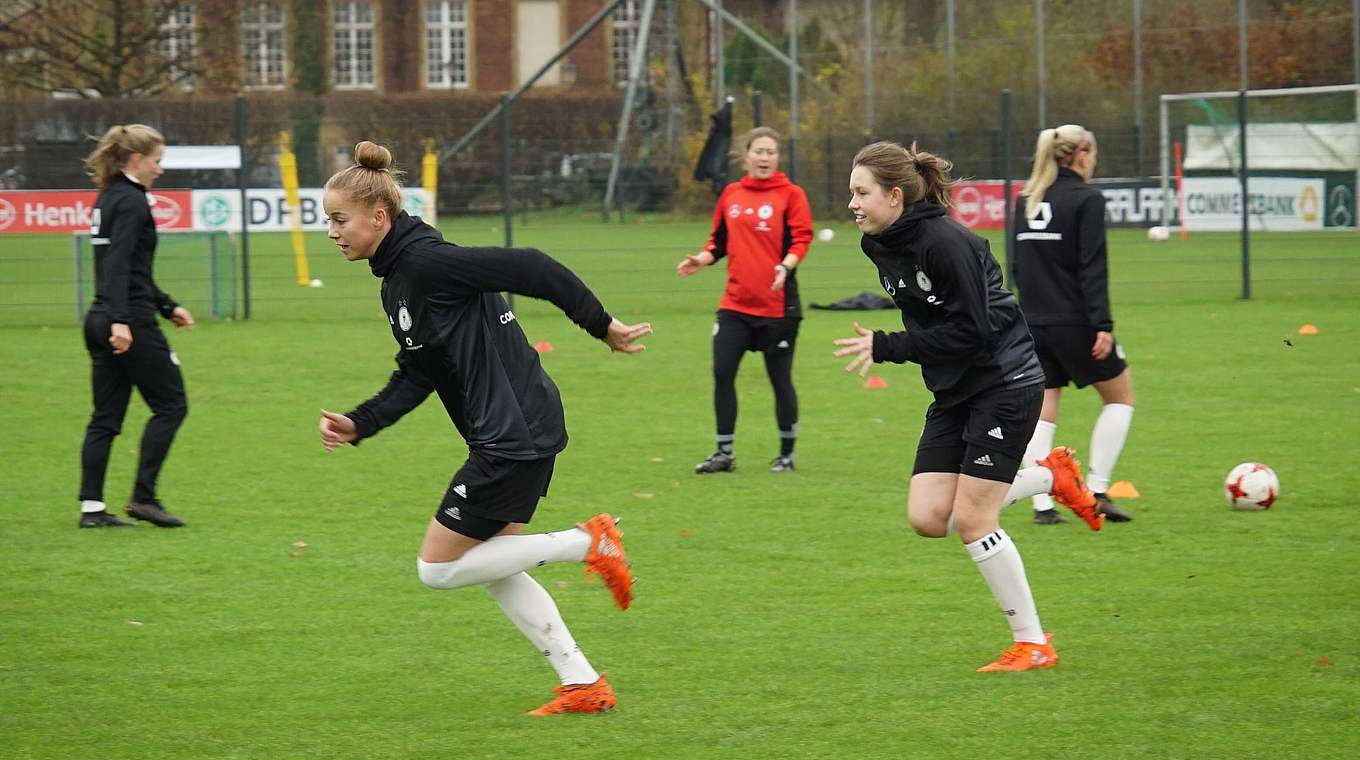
[834, 140, 1103, 672]
[318, 141, 651, 715]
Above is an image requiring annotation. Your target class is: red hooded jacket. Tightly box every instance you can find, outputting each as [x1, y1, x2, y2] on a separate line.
[703, 171, 813, 319]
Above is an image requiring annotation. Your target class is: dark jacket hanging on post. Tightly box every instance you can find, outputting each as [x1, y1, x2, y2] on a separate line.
[693, 100, 733, 195]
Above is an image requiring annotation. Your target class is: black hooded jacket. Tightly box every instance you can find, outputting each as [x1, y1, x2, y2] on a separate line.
[345, 212, 613, 460]
[1012, 167, 1113, 331]
[860, 201, 1043, 407]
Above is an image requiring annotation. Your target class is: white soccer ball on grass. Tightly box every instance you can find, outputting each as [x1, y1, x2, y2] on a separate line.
[1224, 462, 1279, 510]
[817, 228, 835, 242]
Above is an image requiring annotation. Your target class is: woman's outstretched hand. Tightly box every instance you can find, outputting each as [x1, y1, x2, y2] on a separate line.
[605, 319, 652, 353]
[319, 410, 357, 451]
[676, 250, 715, 278]
[832, 322, 876, 377]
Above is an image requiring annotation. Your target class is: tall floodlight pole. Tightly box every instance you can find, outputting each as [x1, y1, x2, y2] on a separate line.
[1036, 0, 1046, 130]
[1238, 0, 1249, 89]
[788, 0, 799, 182]
[604, 0, 658, 218]
[1133, 0, 1144, 175]
[715, 0, 724, 108]
[947, 0, 957, 130]
[864, 0, 874, 139]
[1352, 0, 1358, 85]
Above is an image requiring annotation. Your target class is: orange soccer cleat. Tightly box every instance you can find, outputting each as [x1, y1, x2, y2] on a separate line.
[527, 675, 617, 716]
[1039, 447, 1103, 531]
[977, 633, 1059, 672]
[577, 513, 634, 610]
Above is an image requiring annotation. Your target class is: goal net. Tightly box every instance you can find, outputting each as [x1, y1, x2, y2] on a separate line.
[1160, 84, 1359, 232]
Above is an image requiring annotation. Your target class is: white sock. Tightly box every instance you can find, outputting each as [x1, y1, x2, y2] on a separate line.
[416, 528, 591, 589]
[1087, 403, 1134, 493]
[484, 572, 600, 685]
[1002, 466, 1054, 507]
[80, 500, 108, 514]
[965, 529, 1045, 644]
[1023, 420, 1057, 512]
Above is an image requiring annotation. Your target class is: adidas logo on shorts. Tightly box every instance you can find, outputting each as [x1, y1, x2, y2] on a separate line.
[443, 506, 462, 520]
[987, 426, 1004, 440]
[452, 483, 467, 499]
[973, 454, 994, 466]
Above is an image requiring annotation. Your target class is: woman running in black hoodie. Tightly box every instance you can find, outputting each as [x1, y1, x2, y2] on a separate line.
[318, 142, 649, 715]
[833, 141, 1101, 672]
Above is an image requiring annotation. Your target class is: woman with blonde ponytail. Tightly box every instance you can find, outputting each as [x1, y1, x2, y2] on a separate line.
[1013, 126, 1136, 525]
[318, 141, 652, 716]
[76, 123, 194, 530]
[834, 140, 1105, 672]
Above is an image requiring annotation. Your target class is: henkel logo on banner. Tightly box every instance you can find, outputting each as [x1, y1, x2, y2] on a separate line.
[191, 188, 433, 231]
[0, 190, 192, 233]
[949, 181, 1023, 229]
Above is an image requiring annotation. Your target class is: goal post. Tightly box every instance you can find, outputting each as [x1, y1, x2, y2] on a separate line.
[73, 230, 238, 322]
[1158, 83, 1359, 299]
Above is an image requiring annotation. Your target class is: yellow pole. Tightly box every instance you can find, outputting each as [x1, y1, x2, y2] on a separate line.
[422, 138, 438, 224]
[277, 130, 310, 286]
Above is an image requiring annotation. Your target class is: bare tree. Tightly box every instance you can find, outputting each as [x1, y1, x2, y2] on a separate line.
[0, 0, 199, 97]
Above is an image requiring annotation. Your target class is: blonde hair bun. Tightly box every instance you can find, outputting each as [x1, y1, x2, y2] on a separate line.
[354, 141, 393, 171]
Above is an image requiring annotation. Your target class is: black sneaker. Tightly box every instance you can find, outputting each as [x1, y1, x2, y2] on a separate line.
[694, 451, 735, 474]
[1033, 508, 1066, 525]
[125, 500, 186, 527]
[769, 455, 795, 473]
[1095, 494, 1133, 522]
[79, 510, 134, 528]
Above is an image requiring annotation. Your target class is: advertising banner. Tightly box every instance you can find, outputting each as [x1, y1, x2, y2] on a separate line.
[0, 189, 192, 233]
[190, 188, 433, 232]
[948, 181, 1022, 230]
[1181, 176, 1325, 231]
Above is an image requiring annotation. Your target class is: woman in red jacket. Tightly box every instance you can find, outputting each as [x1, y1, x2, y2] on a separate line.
[677, 127, 813, 474]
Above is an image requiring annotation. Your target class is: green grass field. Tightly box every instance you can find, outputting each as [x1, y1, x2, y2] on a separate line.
[2, 218, 1357, 759]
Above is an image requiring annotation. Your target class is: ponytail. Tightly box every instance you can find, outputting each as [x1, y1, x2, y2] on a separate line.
[1023, 124, 1093, 219]
[83, 124, 164, 189]
[851, 140, 957, 209]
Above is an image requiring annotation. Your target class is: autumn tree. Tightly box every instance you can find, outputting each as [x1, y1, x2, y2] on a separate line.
[0, 0, 200, 97]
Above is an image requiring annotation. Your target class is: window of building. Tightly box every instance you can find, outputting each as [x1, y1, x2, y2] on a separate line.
[611, 0, 648, 88]
[157, 3, 196, 89]
[425, 0, 468, 89]
[333, 1, 375, 89]
[242, 1, 286, 89]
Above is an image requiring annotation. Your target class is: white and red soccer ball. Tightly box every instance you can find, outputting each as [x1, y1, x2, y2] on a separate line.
[1224, 463, 1279, 510]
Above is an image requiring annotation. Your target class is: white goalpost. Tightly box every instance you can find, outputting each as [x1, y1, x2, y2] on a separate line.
[1158, 83, 1359, 299]
[1159, 83, 1360, 232]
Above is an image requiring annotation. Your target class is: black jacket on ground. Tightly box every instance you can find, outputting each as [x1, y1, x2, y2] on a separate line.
[861, 201, 1042, 408]
[345, 212, 613, 460]
[89, 173, 178, 323]
[1012, 167, 1113, 331]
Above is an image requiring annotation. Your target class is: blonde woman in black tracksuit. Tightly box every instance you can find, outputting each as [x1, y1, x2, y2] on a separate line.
[834, 141, 1103, 672]
[77, 124, 194, 529]
[1013, 125, 1135, 525]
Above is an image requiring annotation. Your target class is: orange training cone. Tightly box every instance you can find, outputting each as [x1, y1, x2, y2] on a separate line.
[534, 341, 554, 353]
[1297, 324, 1319, 335]
[1106, 481, 1140, 499]
[864, 376, 888, 389]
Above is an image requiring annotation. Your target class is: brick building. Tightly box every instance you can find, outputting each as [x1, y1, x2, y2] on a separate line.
[2, 0, 651, 97]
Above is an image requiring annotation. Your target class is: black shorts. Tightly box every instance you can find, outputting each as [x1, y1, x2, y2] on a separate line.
[913, 384, 1044, 483]
[1030, 325, 1128, 389]
[715, 309, 800, 353]
[434, 451, 555, 540]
